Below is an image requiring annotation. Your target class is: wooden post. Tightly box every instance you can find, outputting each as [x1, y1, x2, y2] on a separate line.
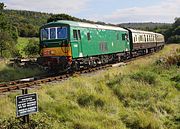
[22, 89, 30, 123]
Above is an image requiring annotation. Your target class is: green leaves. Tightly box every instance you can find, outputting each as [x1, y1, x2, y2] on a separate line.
[0, 3, 18, 58]
[0, 2, 5, 10]
[23, 39, 39, 57]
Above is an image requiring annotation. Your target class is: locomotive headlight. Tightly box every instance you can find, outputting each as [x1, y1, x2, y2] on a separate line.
[50, 50, 55, 55]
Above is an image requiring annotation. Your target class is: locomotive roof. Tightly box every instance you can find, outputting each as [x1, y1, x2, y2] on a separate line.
[46, 20, 128, 32]
[129, 28, 157, 34]
[129, 29, 164, 36]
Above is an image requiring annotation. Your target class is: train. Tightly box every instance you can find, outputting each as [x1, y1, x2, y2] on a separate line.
[37, 20, 165, 72]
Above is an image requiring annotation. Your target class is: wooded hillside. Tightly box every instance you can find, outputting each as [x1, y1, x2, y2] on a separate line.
[3, 9, 179, 42]
[3, 9, 50, 37]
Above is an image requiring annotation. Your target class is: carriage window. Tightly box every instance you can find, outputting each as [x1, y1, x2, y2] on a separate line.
[50, 28, 56, 39]
[57, 27, 67, 39]
[73, 30, 78, 40]
[41, 28, 49, 40]
[87, 32, 91, 40]
[139, 35, 143, 41]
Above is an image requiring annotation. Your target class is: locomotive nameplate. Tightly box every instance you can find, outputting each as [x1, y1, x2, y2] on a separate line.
[16, 93, 38, 117]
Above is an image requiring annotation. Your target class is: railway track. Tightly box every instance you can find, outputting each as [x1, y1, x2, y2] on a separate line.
[0, 52, 155, 94]
[0, 65, 111, 93]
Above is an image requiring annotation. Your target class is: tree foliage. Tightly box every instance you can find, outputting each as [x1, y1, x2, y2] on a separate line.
[47, 14, 101, 24]
[47, 14, 80, 23]
[3, 9, 50, 37]
[0, 2, 18, 58]
[23, 39, 39, 57]
[165, 18, 180, 43]
[120, 18, 180, 43]
[0, 2, 5, 10]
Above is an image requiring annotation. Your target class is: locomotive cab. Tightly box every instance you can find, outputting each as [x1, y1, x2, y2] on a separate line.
[38, 24, 72, 71]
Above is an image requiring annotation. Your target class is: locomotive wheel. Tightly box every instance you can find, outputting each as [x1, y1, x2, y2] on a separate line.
[72, 61, 80, 71]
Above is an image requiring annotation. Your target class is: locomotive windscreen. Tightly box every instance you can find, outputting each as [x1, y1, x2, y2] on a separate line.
[41, 26, 68, 41]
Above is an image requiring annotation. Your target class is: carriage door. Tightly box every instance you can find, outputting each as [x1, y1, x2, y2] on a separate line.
[72, 29, 82, 58]
[77, 30, 83, 57]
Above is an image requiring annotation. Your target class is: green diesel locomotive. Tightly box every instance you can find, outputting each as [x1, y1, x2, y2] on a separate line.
[37, 20, 164, 71]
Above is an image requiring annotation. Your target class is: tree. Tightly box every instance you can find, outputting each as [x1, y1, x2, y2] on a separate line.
[24, 39, 39, 57]
[167, 35, 180, 43]
[47, 14, 80, 23]
[0, 3, 7, 57]
[0, 2, 5, 10]
[0, 31, 18, 57]
[0, 32, 7, 57]
[0, 2, 18, 58]
[173, 17, 180, 28]
[165, 18, 180, 43]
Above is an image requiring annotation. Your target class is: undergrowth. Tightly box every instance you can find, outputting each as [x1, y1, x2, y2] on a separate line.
[0, 61, 44, 82]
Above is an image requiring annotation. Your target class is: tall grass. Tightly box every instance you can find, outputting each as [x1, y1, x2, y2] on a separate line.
[0, 60, 43, 82]
[0, 44, 179, 129]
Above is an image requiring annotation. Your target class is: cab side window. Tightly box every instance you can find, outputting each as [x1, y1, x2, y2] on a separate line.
[73, 30, 81, 40]
[73, 30, 78, 40]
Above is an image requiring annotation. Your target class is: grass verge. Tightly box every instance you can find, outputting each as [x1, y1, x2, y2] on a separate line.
[0, 44, 179, 129]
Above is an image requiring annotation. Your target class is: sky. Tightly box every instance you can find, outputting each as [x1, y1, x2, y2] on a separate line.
[1, 0, 180, 23]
